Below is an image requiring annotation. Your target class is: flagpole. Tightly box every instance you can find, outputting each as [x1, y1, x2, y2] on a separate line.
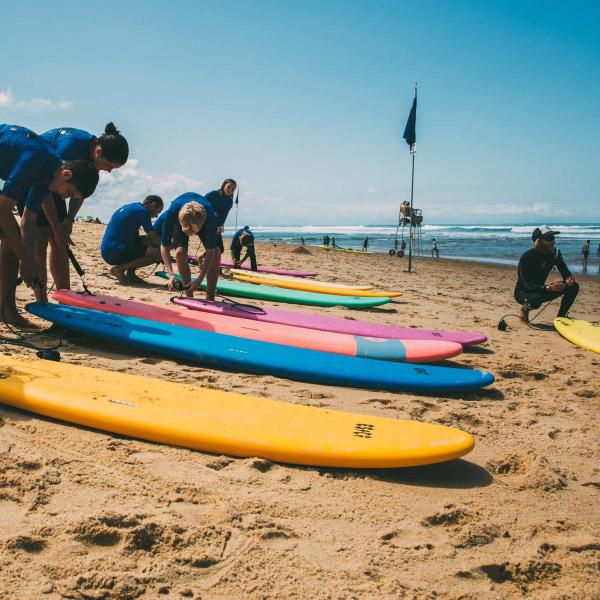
[407, 151, 415, 273]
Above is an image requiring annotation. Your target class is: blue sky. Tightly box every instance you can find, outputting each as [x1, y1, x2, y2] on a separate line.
[1, 0, 599, 224]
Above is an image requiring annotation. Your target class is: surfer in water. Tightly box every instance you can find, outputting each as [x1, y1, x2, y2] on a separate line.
[0, 124, 98, 325]
[514, 226, 579, 323]
[101, 195, 164, 284]
[30, 123, 129, 299]
[155, 193, 219, 300]
[231, 226, 257, 271]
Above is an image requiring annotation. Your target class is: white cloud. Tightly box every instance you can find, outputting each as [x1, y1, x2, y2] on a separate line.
[0, 88, 71, 112]
[424, 201, 571, 219]
[84, 159, 203, 221]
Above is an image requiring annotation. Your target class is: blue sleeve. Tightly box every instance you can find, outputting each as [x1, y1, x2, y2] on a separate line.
[1, 147, 58, 206]
[200, 207, 218, 250]
[24, 185, 51, 213]
[161, 204, 180, 246]
[140, 209, 153, 233]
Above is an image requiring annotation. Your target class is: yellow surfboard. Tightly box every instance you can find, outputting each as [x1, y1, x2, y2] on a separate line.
[319, 245, 370, 254]
[232, 273, 402, 298]
[0, 356, 473, 468]
[227, 268, 374, 290]
[554, 318, 600, 354]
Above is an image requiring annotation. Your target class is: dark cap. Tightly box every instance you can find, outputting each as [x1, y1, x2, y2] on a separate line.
[532, 225, 560, 241]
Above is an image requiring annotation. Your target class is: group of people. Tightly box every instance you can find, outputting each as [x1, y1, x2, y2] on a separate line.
[0, 120, 258, 325]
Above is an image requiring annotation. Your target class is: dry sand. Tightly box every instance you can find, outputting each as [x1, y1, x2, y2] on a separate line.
[1, 222, 599, 599]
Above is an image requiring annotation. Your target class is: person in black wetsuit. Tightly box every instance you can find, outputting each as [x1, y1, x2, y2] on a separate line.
[514, 226, 579, 323]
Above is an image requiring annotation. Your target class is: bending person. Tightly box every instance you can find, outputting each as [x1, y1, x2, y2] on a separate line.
[101, 195, 163, 284]
[230, 225, 257, 271]
[32, 123, 129, 296]
[0, 124, 98, 324]
[156, 193, 218, 300]
[514, 226, 579, 323]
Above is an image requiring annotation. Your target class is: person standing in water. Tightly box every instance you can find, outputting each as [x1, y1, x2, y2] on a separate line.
[362, 236, 369, 251]
[33, 123, 129, 299]
[581, 240, 590, 271]
[431, 238, 439, 258]
[514, 226, 579, 323]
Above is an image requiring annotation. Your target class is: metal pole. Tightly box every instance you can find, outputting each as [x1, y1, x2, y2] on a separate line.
[407, 153, 415, 273]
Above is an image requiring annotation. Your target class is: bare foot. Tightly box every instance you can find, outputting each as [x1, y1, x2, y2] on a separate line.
[2, 312, 41, 329]
[110, 266, 128, 284]
[126, 270, 146, 284]
[518, 307, 529, 324]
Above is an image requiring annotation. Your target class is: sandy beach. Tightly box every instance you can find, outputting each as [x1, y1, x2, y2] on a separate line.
[1, 221, 599, 599]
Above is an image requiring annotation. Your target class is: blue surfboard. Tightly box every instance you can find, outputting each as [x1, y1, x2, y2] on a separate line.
[27, 303, 494, 393]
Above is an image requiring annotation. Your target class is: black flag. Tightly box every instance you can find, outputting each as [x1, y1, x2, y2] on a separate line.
[403, 88, 417, 152]
[234, 190, 239, 205]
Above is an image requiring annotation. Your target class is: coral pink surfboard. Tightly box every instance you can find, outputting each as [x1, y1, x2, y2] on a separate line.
[53, 291, 463, 364]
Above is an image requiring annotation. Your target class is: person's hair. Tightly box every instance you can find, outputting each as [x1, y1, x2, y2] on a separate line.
[531, 228, 542, 242]
[178, 202, 206, 236]
[240, 232, 253, 247]
[143, 195, 163, 210]
[97, 122, 129, 165]
[62, 160, 99, 198]
[220, 178, 237, 194]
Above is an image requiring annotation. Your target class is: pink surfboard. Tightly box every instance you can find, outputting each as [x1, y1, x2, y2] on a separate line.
[173, 296, 487, 347]
[188, 255, 317, 278]
[53, 291, 463, 364]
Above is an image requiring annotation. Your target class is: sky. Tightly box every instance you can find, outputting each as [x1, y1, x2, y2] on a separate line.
[1, 0, 599, 225]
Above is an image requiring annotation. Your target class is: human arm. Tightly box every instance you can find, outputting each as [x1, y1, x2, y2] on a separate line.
[40, 194, 70, 248]
[554, 249, 573, 282]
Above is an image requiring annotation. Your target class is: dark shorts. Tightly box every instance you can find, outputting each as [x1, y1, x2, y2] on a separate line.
[103, 243, 148, 266]
[37, 193, 67, 227]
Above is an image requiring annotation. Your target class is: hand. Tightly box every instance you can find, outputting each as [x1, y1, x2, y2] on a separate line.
[565, 276, 576, 286]
[62, 218, 73, 237]
[217, 226, 224, 234]
[20, 257, 39, 288]
[547, 280, 565, 292]
[168, 275, 178, 291]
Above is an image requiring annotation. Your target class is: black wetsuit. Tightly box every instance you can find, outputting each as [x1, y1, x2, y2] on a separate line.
[514, 247, 579, 317]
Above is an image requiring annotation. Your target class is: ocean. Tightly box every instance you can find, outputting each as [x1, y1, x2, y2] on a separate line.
[223, 223, 600, 276]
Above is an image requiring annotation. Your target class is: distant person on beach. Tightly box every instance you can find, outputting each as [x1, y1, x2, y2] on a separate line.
[301, 237, 305, 246]
[362, 236, 369, 251]
[331, 237, 337, 248]
[514, 226, 579, 323]
[431, 238, 439, 258]
[581, 240, 590, 270]
[231, 225, 257, 271]
[101, 195, 163, 284]
[155, 193, 219, 300]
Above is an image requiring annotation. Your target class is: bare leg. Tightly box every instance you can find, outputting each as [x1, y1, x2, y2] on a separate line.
[205, 248, 221, 299]
[48, 227, 70, 290]
[0, 239, 37, 326]
[34, 226, 50, 302]
[518, 306, 529, 324]
[175, 247, 192, 288]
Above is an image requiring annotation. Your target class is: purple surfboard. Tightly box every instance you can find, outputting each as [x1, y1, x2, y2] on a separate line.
[172, 297, 487, 346]
[188, 255, 316, 278]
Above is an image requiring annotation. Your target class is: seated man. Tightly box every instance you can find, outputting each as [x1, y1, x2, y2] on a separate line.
[230, 225, 257, 271]
[101, 195, 163, 283]
[514, 226, 579, 323]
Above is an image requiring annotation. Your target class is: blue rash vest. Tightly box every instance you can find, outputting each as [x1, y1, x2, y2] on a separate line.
[0, 124, 61, 212]
[230, 226, 254, 253]
[155, 192, 218, 249]
[204, 189, 233, 229]
[101, 202, 153, 264]
[40, 128, 96, 161]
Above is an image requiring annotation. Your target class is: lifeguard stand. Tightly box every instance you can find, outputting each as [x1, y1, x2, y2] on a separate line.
[390, 203, 424, 257]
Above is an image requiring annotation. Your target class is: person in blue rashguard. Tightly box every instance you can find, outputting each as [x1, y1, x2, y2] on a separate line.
[101, 195, 163, 284]
[34, 123, 129, 295]
[230, 226, 257, 271]
[203, 178, 237, 250]
[156, 193, 219, 300]
[0, 124, 98, 325]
